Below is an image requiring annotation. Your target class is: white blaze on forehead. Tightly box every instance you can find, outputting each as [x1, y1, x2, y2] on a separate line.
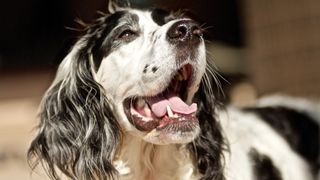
[131, 10, 160, 27]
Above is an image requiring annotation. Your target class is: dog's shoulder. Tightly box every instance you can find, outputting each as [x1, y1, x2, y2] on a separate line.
[218, 95, 319, 180]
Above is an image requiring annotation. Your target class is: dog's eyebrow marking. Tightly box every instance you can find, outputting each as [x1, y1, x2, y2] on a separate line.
[120, 13, 139, 28]
[88, 11, 127, 71]
[88, 11, 141, 71]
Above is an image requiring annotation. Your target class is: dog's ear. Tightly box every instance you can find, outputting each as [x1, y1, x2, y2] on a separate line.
[28, 45, 120, 180]
[188, 61, 226, 180]
[108, 0, 130, 14]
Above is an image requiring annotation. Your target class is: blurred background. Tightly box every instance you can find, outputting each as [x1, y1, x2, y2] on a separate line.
[0, 0, 319, 179]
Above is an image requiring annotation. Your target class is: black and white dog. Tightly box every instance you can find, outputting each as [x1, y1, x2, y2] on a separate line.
[28, 3, 319, 180]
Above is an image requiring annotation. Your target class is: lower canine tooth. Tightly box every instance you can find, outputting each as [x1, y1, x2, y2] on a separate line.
[166, 105, 174, 117]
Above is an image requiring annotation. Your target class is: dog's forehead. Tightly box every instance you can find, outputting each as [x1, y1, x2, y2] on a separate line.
[117, 8, 175, 27]
[150, 8, 174, 26]
[92, 8, 176, 33]
[127, 9, 164, 27]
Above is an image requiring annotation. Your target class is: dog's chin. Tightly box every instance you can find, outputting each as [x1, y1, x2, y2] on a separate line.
[125, 106, 200, 145]
[123, 64, 200, 145]
[143, 123, 200, 145]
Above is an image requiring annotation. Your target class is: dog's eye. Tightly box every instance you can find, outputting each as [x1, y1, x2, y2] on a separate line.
[117, 29, 136, 40]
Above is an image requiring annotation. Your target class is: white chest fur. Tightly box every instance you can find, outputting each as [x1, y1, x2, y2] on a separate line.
[114, 135, 201, 180]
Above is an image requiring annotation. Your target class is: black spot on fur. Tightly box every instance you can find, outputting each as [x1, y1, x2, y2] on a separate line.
[151, 8, 171, 26]
[249, 148, 283, 180]
[143, 64, 149, 73]
[244, 106, 320, 172]
[152, 66, 158, 73]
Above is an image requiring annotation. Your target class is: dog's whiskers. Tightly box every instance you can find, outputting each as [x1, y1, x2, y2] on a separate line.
[199, 23, 214, 32]
[205, 51, 226, 98]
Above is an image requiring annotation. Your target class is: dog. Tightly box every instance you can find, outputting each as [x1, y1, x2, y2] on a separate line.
[28, 3, 319, 180]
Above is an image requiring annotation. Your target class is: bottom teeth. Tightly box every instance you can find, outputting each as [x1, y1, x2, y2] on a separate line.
[167, 105, 174, 117]
[134, 99, 183, 119]
[166, 105, 180, 118]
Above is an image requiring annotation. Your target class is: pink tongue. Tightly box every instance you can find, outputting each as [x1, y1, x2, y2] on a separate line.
[148, 95, 197, 118]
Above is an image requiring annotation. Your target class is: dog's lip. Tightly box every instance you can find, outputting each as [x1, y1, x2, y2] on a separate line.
[123, 64, 199, 132]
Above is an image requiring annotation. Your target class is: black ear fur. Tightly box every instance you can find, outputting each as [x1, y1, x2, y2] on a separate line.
[188, 63, 227, 180]
[28, 50, 120, 180]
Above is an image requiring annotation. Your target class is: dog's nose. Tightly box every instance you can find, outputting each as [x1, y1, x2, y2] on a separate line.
[167, 20, 203, 45]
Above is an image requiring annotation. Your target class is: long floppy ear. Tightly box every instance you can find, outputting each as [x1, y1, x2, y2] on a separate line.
[28, 44, 120, 180]
[187, 60, 227, 180]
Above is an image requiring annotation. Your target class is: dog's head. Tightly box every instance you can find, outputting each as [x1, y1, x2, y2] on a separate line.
[96, 9, 206, 144]
[28, 4, 223, 180]
[59, 8, 206, 144]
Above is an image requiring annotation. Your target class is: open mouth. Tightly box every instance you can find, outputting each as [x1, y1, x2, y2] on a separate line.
[123, 64, 199, 132]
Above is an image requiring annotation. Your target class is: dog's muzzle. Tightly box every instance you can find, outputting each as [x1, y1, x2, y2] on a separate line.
[167, 20, 203, 46]
[123, 19, 204, 144]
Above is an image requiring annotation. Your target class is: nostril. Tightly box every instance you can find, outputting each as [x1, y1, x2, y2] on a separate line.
[167, 20, 203, 44]
[168, 24, 188, 39]
[177, 25, 188, 37]
[192, 27, 203, 38]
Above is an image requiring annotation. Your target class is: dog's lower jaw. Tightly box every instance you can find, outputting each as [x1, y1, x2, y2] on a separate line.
[115, 102, 201, 145]
[114, 134, 201, 180]
[143, 125, 200, 145]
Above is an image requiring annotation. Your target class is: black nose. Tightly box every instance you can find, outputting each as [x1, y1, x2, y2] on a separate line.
[167, 20, 203, 45]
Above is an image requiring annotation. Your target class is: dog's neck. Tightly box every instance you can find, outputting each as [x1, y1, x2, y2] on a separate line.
[113, 134, 201, 180]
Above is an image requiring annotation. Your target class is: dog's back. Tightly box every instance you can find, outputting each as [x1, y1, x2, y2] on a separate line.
[219, 95, 319, 180]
